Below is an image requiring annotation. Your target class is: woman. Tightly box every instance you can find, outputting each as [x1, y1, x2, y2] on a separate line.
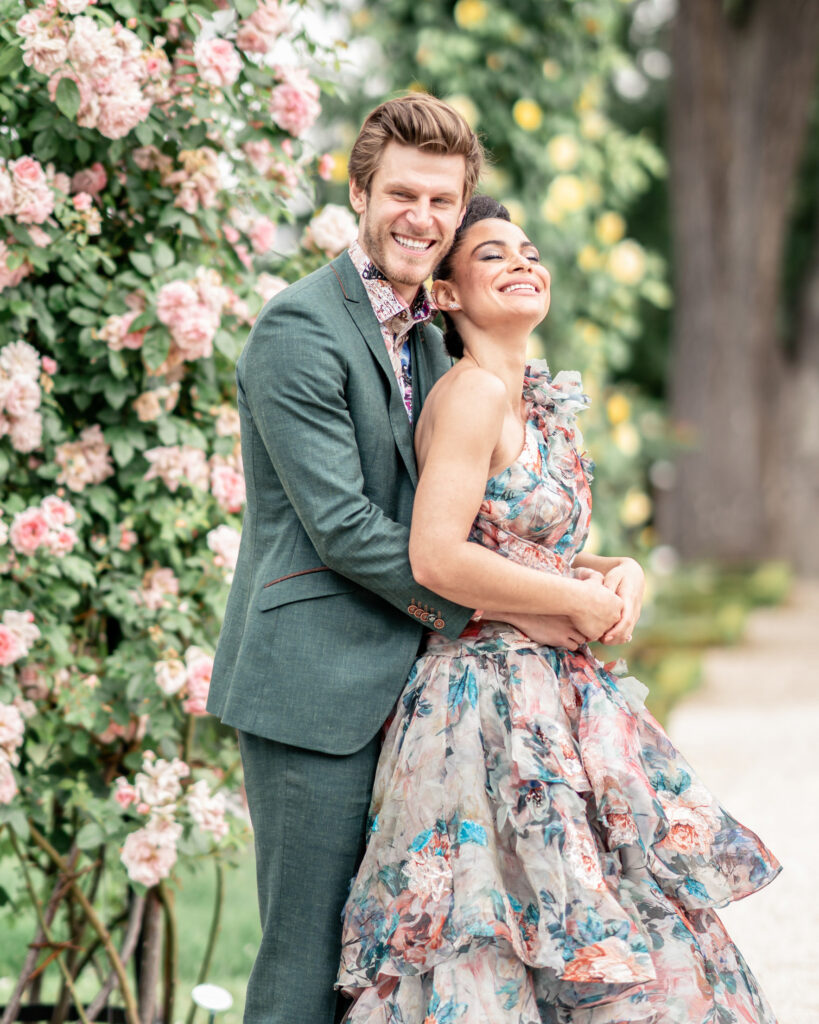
[337, 197, 780, 1023]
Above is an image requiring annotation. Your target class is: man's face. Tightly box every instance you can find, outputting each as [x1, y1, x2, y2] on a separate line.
[349, 141, 467, 303]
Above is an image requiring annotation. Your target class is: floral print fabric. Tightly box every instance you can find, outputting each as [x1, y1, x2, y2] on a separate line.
[338, 362, 780, 1023]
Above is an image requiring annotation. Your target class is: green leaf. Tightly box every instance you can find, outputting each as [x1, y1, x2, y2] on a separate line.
[111, 435, 135, 466]
[87, 486, 117, 520]
[129, 252, 154, 277]
[134, 120, 154, 146]
[60, 556, 97, 587]
[214, 329, 241, 361]
[141, 329, 170, 371]
[55, 77, 81, 121]
[161, 1, 187, 16]
[68, 307, 99, 326]
[152, 240, 175, 269]
[0, 45, 24, 78]
[76, 822, 106, 850]
[234, 0, 256, 16]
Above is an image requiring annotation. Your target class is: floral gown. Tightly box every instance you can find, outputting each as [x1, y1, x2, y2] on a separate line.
[337, 363, 780, 1024]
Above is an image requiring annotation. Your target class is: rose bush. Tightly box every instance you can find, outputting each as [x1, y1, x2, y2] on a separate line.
[0, 0, 335, 1018]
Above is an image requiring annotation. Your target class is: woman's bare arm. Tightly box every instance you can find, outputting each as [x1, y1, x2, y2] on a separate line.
[410, 368, 622, 640]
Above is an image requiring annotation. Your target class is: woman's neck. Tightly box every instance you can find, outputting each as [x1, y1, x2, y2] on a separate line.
[460, 324, 529, 410]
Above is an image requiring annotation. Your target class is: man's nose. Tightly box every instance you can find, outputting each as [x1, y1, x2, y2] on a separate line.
[405, 199, 433, 232]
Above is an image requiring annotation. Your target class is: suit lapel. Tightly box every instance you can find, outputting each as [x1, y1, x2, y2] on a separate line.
[331, 253, 419, 487]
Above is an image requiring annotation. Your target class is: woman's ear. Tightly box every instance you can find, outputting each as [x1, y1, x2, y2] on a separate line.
[432, 281, 460, 311]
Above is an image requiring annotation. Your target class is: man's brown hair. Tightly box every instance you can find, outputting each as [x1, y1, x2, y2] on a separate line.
[348, 94, 484, 202]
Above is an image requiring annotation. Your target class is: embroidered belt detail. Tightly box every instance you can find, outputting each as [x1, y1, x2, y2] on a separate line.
[263, 566, 331, 588]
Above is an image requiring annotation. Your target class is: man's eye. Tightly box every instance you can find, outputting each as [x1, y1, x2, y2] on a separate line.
[432, 198, 453, 206]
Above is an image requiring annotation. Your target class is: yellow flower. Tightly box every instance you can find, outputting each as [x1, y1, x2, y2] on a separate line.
[329, 150, 348, 184]
[577, 245, 601, 272]
[350, 9, 372, 29]
[546, 134, 580, 171]
[445, 94, 479, 128]
[540, 196, 563, 224]
[576, 78, 602, 113]
[547, 174, 586, 214]
[608, 239, 647, 285]
[620, 489, 652, 528]
[502, 198, 527, 226]
[613, 422, 641, 457]
[513, 98, 543, 132]
[580, 110, 609, 140]
[408, 81, 428, 94]
[542, 59, 561, 80]
[606, 392, 631, 425]
[454, 0, 488, 29]
[576, 319, 602, 346]
[583, 178, 602, 205]
[595, 211, 626, 246]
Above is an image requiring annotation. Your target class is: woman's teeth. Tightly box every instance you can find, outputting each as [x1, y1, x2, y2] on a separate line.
[502, 283, 537, 294]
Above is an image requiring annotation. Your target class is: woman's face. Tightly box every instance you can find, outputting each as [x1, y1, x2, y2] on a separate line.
[435, 218, 551, 330]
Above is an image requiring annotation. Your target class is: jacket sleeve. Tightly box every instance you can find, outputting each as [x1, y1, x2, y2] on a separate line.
[240, 298, 474, 640]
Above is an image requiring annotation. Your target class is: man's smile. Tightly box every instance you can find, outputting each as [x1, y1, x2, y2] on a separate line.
[392, 233, 436, 253]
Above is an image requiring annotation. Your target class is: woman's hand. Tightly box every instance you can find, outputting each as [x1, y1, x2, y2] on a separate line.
[598, 558, 645, 645]
[568, 578, 623, 641]
[495, 612, 589, 651]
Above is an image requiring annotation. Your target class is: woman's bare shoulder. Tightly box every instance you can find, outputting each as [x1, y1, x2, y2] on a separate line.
[422, 363, 507, 421]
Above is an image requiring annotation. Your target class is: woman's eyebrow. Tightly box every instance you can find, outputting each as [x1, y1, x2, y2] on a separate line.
[470, 239, 539, 255]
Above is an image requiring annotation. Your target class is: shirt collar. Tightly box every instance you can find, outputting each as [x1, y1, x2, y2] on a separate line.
[348, 240, 436, 327]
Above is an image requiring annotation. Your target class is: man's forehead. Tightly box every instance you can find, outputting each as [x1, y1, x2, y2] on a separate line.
[373, 143, 466, 196]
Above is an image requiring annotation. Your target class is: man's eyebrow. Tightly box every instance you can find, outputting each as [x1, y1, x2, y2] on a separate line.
[470, 239, 539, 255]
[382, 181, 460, 200]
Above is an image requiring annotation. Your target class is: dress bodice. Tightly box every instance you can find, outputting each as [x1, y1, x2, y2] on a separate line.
[469, 361, 593, 577]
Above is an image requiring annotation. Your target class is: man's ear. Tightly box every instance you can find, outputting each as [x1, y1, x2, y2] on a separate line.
[455, 201, 467, 229]
[349, 178, 366, 216]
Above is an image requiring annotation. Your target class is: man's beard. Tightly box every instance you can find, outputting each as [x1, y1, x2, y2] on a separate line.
[361, 219, 440, 288]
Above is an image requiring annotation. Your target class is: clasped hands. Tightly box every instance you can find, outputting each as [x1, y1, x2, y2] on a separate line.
[502, 559, 645, 652]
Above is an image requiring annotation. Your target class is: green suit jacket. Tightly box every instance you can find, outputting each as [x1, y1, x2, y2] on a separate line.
[207, 251, 473, 754]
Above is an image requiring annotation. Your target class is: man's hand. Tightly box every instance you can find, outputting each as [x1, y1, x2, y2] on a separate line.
[598, 558, 645, 645]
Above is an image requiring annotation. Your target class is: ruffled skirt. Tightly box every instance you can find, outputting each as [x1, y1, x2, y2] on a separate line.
[337, 627, 780, 1023]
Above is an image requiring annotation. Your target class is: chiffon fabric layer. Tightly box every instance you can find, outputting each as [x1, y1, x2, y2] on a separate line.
[337, 363, 780, 1024]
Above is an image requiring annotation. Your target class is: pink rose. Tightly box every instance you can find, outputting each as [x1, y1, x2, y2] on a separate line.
[171, 304, 218, 360]
[0, 759, 18, 805]
[10, 508, 49, 556]
[210, 463, 245, 513]
[2, 377, 41, 417]
[9, 412, 43, 453]
[13, 183, 55, 225]
[242, 139, 274, 175]
[317, 153, 334, 181]
[98, 311, 145, 352]
[183, 650, 213, 717]
[96, 87, 151, 140]
[187, 779, 228, 840]
[236, 23, 268, 54]
[40, 495, 76, 529]
[9, 157, 46, 191]
[27, 226, 51, 247]
[255, 273, 289, 303]
[0, 169, 13, 217]
[154, 658, 187, 697]
[305, 204, 357, 257]
[156, 280, 198, 326]
[71, 162, 107, 196]
[42, 356, 58, 375]
[0, 626, 25, 668]
[194, 37, 242, 88]
[269, 66, 320, 138]
[72, 191, 93, 212]
[117, 525, 138, 552]
[46, 527, 78, 557]
[114, 776, 138, 809]
[121, 824, 179, 887]
[248, 216, 277, 255]
[0, 702, 25, 751]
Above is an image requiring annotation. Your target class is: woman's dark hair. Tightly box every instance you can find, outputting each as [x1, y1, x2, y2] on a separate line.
[433, 195, 511, 358]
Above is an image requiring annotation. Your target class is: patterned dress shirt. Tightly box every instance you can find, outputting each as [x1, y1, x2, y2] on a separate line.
[348, 240, 436, 422]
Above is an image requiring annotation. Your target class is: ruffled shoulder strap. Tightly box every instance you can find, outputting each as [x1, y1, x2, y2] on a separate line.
[523, 359, 590, 432]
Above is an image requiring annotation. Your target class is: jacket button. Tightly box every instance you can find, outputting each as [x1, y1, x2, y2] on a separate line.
[414, 608, 425, 619]
[433, 618, 445, 629]
[408, 604, 417, 614]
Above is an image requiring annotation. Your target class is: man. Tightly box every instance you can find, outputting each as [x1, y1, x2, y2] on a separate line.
[208, 95, 560, 1024]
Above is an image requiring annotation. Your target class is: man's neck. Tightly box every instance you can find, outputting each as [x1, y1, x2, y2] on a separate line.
[355, 240, 421, 306]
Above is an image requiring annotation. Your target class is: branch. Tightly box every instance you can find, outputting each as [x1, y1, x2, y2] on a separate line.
[85, 896, 145, 1023]
[27, 822, 140, 1024]
[157, 884, 177, 1024]
[0, 842, 77, 1024]
[8, 832, 91, 1024]
[184, 861, 224, 1024]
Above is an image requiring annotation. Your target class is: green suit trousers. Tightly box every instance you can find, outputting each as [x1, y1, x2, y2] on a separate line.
[238, 730, 381, 1024]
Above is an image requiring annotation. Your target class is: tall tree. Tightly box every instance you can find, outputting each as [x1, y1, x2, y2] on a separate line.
[661, 0, 819, 567]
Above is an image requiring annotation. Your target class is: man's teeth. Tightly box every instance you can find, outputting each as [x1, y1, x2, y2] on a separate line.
[502, 283, 537, 294]
[394, 234, 431, 252]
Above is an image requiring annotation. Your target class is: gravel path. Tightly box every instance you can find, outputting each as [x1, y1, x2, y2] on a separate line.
[666, 580, 819, 1024]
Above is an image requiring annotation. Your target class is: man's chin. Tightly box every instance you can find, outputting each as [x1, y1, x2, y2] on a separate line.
[384, 253, 440, 288]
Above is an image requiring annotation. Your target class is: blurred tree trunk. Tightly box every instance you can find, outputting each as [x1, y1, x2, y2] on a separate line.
[661, 0, 819, 566]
